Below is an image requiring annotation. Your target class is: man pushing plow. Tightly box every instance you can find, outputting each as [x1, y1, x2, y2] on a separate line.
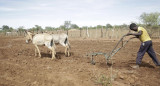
[126, 23, 160, 68]
[88, 23, 160, 69]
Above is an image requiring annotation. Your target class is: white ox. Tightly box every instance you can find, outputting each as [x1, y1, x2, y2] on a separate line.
[25, 31, 71, 57]
[52, 33, 70, 57]
[32, 33, 56, 59]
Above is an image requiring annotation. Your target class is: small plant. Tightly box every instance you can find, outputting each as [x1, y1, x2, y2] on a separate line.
[95, 74, 112, 86]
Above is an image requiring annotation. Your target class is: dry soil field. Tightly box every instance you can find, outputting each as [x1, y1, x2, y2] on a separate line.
[0, 36, 160, 86]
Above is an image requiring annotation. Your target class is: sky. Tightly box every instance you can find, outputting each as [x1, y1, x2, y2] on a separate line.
[0, 0, 160, 28]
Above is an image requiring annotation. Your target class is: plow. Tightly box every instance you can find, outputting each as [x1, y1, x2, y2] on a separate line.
[87, 35, 136, 65]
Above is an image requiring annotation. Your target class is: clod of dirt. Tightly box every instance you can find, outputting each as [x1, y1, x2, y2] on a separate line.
[118, 72, 127, 80]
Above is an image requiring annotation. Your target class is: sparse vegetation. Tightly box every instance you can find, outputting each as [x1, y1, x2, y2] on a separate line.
[96, 74, 112, 86]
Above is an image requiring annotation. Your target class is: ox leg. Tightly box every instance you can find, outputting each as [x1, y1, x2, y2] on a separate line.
[60, 42, 67, 56]
[51, 47, 56, 60]
[67, 46, 70, 57]
[65, 46, 67, 56]
[35, 45, 41, 58]
[54, 45, 56, 55]
[35, 48, 37, 56]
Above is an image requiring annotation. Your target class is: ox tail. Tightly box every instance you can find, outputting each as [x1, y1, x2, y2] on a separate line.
[50, 38, 56, 49]
[64, 37, 71, 49]
[50, 39, 54, 47]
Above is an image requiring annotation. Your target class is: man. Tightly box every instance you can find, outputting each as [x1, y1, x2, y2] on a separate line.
[126, 23, 160, 68]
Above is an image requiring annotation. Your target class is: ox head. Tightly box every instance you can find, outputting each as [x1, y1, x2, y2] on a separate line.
[25, 31, 34, 44]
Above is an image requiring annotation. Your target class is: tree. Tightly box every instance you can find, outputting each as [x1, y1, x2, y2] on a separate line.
[121, 24, 128, 29]
[71, 24, 79, 29]
[64, 21, 71, 35]
[17, 26, 25, 36]
[35, 25, 43, 32]
[106, 23, 113, 29]
[97, 25, 103, 28]
[45, 26, 55, 31]
[2, 25, 13, 32]
[9, 27, 13, 32]
[18, 26, 25, 32]
[2, 25, 10, 31]
[59, 25, 65, 30]
[140, 12, 160, 26]
[114, 25, 121, 28]
[30, 27, 36, 32]
[82, 26, 88, 29]
[64, 21, 71, 29]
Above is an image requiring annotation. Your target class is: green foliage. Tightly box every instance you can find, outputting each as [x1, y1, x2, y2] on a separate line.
[151, 25, 159, 29]
[29, 27, 36, 32]
[18, 26, 25, 32]
[35, 25, 43, 31]
[97, 25, 103, 28]
[2, 25, 13, 32]
[140, 12, 160, 26]
[95, 74, 112, 86]
[9, 27, 14, 31]
[64, 21, 71, 29]
[29, 25, 43, 32]
[121, 24, 128, 29]
[0, 28, 2, 32]
[2, 25, 9, 31]
[81, 26, 88, 29]
[71, 24, 79, 29]
[45, 26, 55, 31]
[81, 25, 106, 29]
[59, 25, 65, 30]
[113, 25, 120, 29]
[106, 23, 113, 29]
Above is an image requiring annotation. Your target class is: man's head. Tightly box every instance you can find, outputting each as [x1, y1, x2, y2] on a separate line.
[129, 23, 138, 31]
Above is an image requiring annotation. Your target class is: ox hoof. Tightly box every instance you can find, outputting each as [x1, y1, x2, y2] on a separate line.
[65, 54, 70, 57]
[67, 55, 70, 57]
[51, 58, 55, 60]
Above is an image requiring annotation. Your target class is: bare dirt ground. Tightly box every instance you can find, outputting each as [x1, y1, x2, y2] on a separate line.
[0, 36, 160, 86]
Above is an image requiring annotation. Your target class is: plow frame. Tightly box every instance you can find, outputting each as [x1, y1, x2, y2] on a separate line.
[87, 35, 136, 65]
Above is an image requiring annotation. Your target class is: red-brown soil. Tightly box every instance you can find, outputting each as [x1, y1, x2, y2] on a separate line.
[0, 36, 160, 86]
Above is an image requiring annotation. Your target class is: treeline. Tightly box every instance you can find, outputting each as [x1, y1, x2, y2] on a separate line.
[0, 12, 160, 32]
[0, 22, 129, 32]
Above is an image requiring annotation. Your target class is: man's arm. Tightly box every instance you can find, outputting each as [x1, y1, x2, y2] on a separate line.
[126, 30, 142, 37]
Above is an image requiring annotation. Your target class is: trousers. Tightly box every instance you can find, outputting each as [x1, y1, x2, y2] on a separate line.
[136, 40, 160, 66]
